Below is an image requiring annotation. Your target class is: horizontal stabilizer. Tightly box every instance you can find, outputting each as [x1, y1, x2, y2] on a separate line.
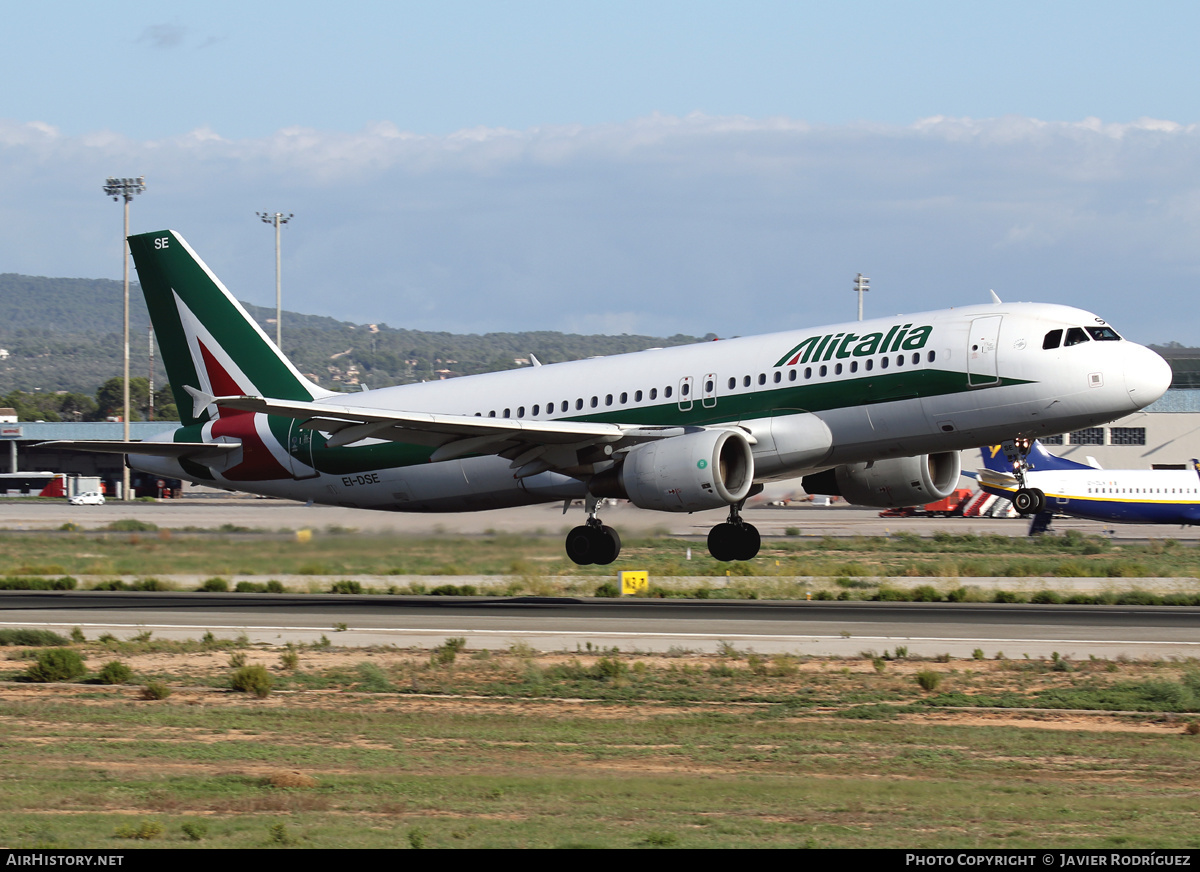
[39, 440, 239, 460]
[976, 468, 1018, 488]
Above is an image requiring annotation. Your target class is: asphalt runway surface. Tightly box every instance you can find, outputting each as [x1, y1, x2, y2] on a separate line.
[4, 590, 1199, 659]
[1, 496, 1199, 542]
[1, 498, 1198, 658]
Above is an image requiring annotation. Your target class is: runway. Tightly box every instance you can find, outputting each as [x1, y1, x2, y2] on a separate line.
[2, 497, 1197, 659]
[1, 496, 1198, 542]
[3, 590, 1198, 659]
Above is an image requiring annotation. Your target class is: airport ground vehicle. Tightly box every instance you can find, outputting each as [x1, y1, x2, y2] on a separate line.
[67, 491, 105, 506]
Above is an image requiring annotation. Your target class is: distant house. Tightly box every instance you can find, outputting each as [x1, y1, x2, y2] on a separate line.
[0, 408, 16, 424]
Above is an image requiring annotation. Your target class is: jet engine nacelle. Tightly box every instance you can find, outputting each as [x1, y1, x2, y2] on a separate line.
[590, 428, 755, 512]
[802, 451, 962, 509]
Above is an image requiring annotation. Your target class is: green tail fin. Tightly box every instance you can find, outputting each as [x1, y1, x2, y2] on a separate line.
[128, 230, 331, 427]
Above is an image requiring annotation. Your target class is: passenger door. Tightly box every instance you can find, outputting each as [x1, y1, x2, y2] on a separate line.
[967, 316, 1002, 387]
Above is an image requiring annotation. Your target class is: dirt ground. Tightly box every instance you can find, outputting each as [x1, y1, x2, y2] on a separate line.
[6, 646, 1193, 737]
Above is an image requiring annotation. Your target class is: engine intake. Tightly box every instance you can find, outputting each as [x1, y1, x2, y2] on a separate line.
[591, 428, 755, 512]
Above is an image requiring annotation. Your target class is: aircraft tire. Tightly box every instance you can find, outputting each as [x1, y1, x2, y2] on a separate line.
[736, 523, 761, 561]
[1028, 488, 1046, 515]
[592, 526, 622, 566]
[565, 525, 597, 566]
[1013, 488, 1047, 515]
[1013, 488, 1036, 515]
[707, 523, 739, 562]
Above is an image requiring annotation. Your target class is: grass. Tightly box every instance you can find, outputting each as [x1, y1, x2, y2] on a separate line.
[1, 635, 1198, 849]
[0, 629, 70, 646]
[0, 525, 1196, 846]
[0, 527, 1195, 579]
[2, 528, 1200, 603]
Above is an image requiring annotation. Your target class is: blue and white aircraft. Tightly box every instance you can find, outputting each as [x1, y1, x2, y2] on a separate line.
[978, 441, 1200, 525]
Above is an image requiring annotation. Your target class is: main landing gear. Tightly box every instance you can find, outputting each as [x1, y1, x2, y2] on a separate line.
[1004, 438, 1046, 516]
[565, 497, 622, 566]
[707, 501, 760, 562]
[562, 497, 761, 566]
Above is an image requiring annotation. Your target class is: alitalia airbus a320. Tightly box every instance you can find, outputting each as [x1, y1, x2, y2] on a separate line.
[50, 230, 1172, 565]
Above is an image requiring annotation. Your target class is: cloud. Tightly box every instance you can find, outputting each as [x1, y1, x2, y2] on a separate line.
[1, 114, 1199, 343]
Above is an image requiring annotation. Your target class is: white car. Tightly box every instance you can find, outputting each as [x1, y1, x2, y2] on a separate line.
[68, 491, 105, 506]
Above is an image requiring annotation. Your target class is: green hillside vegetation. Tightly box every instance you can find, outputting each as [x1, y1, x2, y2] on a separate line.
[1, 378, 177, 423]
[0, 273, 703, 405]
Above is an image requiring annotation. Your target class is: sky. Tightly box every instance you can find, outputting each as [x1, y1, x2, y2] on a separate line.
[2, 1, 1200, 343]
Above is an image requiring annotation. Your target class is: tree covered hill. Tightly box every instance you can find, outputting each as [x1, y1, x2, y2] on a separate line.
[0, 272, 704, 399]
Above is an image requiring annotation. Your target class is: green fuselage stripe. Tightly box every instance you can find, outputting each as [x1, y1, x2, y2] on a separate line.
[210, 367, 1031, 477]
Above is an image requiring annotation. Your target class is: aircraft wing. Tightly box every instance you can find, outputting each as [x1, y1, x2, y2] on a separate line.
[38, 441, 239, 461]
[212, 394, 713, 474]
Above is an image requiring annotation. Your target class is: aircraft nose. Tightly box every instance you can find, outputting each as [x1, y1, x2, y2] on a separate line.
[1123, 343, 1172, 410]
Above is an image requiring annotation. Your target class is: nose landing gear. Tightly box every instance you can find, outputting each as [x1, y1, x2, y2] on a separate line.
[1004, 438, 1046, 515]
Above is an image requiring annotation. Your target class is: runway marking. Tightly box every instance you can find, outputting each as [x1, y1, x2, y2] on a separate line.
[3, 621, 1197, 647]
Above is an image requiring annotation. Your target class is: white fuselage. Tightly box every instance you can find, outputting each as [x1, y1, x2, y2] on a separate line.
[984, 466, 1200, 525]
[133, 301, 1171, 513]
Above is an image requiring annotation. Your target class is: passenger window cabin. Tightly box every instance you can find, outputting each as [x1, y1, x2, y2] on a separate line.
[467, 336, 957, 426]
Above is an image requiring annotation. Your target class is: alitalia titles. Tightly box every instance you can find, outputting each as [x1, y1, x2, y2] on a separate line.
[775, 323, 934, 368]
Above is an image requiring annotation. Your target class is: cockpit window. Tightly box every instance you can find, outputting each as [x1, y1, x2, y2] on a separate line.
[1063, 327, 1089, 347]
[1042, 329, 1062, 350]
[1086, 326, 1121, 341]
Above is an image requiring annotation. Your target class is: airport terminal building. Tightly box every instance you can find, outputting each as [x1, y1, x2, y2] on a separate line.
[6, 421, 181, 498]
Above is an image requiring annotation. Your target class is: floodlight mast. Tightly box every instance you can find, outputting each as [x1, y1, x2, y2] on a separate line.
[854, 272, 870, 321]
[257, 211, 293, 348]
[102, 176, 146, 501]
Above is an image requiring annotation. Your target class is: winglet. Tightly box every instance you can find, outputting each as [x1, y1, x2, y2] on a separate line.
[183, 385, 216, 420]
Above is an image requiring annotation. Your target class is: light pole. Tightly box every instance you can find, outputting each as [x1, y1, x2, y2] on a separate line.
[257, 211, 293, 348]
[148, 327, 155, 422]
[103, 176, 146, 501]
[853, 272, 870, 321]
